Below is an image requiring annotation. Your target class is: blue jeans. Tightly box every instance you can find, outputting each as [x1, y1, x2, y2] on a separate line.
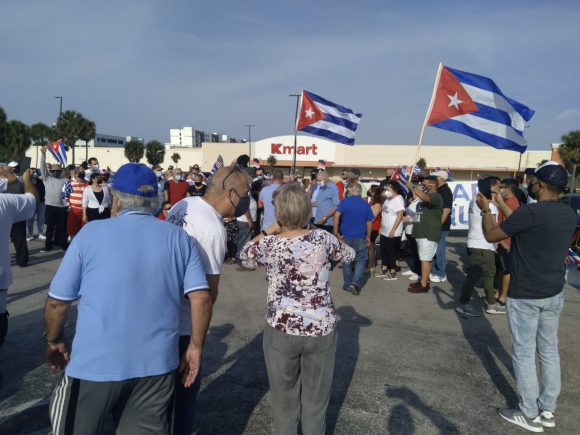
[431, 230, 449, 278]
[27, 201, 45, 237]
[506, 292, 564, 418]
[343, 237, 368, 290]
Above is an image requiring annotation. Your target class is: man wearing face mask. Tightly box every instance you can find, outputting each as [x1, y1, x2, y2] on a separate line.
[166, 165, 251, 433]
[164, 168, 189, 205]
[476, 162, 575, 432]
[312, 171, 340, 233]
[40, 147, 69, 252]
[188, 173, 207, 197]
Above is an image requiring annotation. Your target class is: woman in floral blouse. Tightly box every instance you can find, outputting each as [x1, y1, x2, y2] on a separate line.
[239, 182, 354, 435]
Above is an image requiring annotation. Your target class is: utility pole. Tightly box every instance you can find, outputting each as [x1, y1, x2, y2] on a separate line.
[244, 124, 255, 157]
[289, 93, 301, 176]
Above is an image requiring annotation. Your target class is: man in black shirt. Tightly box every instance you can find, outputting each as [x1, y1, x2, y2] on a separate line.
[477, 161, 575, 432]
[430, 170, 453, 282]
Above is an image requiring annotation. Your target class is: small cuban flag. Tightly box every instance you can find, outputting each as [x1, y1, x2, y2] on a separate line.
[296, 90, 362, 146]
[425, 64, 535, 153]
[47, 139, 67, 166]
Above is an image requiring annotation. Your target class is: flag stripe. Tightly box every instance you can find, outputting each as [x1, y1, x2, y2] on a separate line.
[307, 91, 357, 115]
[315, 101, 362, 124]
[432, 118, 527, 153]
[306, 120, 357, 141]
[322, 113, 360, 132]
[447, 66, 535, 121]
[462, 83, 526, 131]
[300, 125, 355, 145]
[469, 104, 524, 137]
[453, 114, 527, 146]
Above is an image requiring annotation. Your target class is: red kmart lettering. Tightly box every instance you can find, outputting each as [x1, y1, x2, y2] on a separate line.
[270, 143, 318, 155]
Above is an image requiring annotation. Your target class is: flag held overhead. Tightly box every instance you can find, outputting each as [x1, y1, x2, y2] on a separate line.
[425, 64, 535, 153]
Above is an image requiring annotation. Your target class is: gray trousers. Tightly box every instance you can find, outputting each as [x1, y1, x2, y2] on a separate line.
[50, 372, 174, 435]
[263, 323, 336, 435]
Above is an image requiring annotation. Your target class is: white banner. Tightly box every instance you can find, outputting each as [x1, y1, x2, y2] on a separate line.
[448, 181, 478, 230]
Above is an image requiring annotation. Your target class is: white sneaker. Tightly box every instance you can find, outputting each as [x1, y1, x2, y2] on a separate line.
[38, 234, 46, 240]
[408, 273, 419, 281]
[401, 270, 414, 276]
[540, 411, 555, 428]
[429, 274, 447, 283]
[26, 236, 34, 241]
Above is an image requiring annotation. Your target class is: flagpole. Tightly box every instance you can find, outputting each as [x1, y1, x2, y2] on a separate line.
[414, 63, 443, 166]
[289, 93, 301, 177]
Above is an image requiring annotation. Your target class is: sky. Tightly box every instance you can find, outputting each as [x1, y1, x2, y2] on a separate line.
[1, 0, 579, 151]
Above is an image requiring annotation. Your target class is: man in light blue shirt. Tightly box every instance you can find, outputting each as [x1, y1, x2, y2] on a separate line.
[44, 163, 211, 435]
[259, 168, 284, 230]
[312, 171, 340, 233]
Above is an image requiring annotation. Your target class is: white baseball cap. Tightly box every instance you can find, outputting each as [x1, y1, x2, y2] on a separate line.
[430, 170, 449, 181]
[8, 161, 19, 168]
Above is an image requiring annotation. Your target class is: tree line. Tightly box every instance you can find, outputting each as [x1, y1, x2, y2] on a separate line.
[0, 105, 167, 167]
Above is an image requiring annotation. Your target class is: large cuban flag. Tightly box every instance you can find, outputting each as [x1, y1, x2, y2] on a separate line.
[296, 90, 362, 146]
[426, 65, 535, 153]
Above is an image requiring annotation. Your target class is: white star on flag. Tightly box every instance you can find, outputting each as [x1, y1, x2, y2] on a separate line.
[304, 108, 315, 118]
[447, 92, 463, 110]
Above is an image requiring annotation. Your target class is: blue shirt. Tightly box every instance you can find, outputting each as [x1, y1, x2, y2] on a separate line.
[49, 210, 209, 382]
[314, 183, 340, 225]
[337, 196, 374, 238]
[259, 182, 281, 230]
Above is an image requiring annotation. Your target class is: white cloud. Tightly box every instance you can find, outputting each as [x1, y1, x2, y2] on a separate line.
[554, 109, 580, 122]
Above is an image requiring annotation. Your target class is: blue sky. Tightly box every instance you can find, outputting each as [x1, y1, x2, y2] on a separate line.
[1, 0, 579, 151]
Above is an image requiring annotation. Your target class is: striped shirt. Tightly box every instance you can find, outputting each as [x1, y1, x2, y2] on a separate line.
[65, 179, 88, 209]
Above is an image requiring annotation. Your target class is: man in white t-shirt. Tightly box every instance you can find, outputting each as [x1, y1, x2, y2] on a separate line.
[166, 164, 251, 434]
[0, 167, 38, 346]
[456, 177, 500, 317]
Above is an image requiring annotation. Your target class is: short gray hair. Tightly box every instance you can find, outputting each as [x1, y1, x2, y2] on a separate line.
[346, 182, 362, 196]
[111, 187, 160, 214]
[272, 182, 311, 230]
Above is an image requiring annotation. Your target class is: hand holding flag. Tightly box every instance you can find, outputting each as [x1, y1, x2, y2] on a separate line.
[46, 139, 67, 166]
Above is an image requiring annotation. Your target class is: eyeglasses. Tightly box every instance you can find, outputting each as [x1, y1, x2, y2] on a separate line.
[163, 207, 172, 211]
[222, 164, 241, 190]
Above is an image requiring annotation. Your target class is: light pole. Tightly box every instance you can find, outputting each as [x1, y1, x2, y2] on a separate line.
[289, 93, 301, 176]
[244, 124, 255, 157]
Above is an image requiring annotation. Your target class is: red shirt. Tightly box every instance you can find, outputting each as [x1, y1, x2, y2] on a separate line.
[165, 181, 189, 205]
[499, 196, 520, 248]
[370, 201, 382, 232]
[337, 182, 345, 201]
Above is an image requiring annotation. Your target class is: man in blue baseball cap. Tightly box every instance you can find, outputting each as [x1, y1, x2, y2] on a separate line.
[44, 163, 212, 434]
[476, 161, 575, 432]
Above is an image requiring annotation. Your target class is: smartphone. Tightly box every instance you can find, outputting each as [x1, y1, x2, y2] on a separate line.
[477, 178, 493, 200]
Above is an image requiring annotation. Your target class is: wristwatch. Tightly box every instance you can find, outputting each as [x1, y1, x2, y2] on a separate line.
[480, 208, 492, 216]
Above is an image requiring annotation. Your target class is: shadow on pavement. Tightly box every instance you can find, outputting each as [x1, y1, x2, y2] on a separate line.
[432, 285, 517, 408]
[386, 386, 459, 434]
[194, 331, 268, 435]
[327, 305, 372, 434]
[6, 283, 50, 305]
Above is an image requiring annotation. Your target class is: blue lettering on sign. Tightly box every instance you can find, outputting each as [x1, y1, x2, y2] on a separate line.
[453, 184, 471, 202]
[459, 205, 469, 225]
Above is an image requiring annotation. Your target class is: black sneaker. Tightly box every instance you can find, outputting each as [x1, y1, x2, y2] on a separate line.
[348, 284, 360, 295]
[498, 408, 543, 432]
[0, 311, 8, 347]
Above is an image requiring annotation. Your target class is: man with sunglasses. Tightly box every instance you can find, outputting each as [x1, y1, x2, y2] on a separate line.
[476, 161, 575, 432]
[167, 165, 251, 434]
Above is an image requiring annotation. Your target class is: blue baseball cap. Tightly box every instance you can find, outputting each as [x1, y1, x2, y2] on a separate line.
[525, 161, 568, 190]
[111, 163, 158, 197]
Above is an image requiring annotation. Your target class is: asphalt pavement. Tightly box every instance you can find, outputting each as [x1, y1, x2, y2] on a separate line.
[1, 235, 579, 434]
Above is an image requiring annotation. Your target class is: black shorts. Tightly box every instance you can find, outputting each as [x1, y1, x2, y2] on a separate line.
[496, 246, 512, 274]
[370, 230, 379, 243]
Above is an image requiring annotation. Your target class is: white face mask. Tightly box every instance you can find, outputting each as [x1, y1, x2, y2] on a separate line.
[92, 164, 100, 171]
[385, 191, 393, 198]
[500, 188, 506, 195]
[155, 171, 162, 178]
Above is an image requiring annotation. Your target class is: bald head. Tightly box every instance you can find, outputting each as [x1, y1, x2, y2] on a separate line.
[206, 165, 250, 195]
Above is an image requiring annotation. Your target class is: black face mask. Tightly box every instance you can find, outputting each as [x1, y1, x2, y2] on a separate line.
[194, 182, 202, 187]
[78, 172, 85, 179]
[231, 189, 251, 217]
[51, 171, 61, 178]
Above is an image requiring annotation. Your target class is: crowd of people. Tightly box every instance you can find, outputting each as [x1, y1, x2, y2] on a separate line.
[0, 151, 575, 434]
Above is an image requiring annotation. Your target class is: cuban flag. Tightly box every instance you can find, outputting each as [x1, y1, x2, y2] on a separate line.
[47, 139, 67, 166]
[391, 166, 410, 195]
[425, 65, 535, 153]
[296, 90, 362, 146]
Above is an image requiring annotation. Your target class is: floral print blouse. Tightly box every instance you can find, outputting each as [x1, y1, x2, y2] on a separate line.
[238, 229, 355, 337]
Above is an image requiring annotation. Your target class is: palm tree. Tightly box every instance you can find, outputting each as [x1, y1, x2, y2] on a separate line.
[171, 152, 181, 165]
[558, 130, 580, 192]
[54, 110, 86, 164]
[416, 157, 427, 175]
[146, 140, 166, 167]
[5, 120, 31, 161]
[125, 140, 145, 163]
[79, 118, 96, 163]
[30, 122, 52, 167]
[0, 106, 7, 152]
[267, 154, 277, 171]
